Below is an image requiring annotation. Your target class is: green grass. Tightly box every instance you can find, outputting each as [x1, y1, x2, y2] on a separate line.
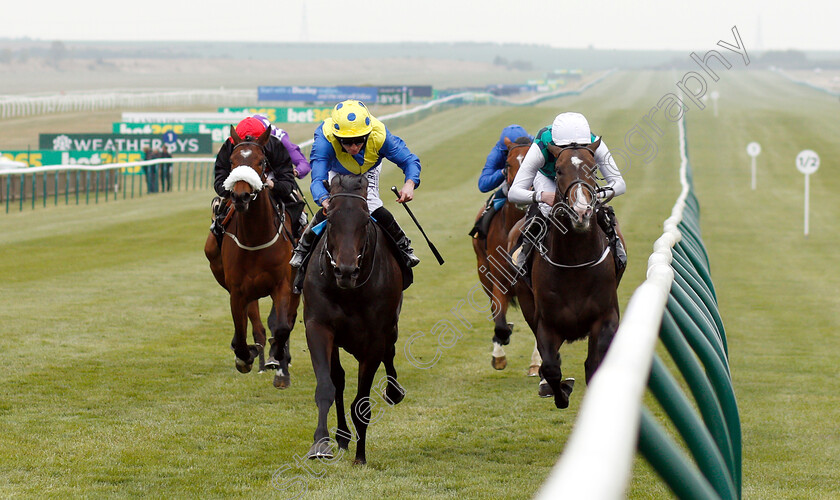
[0, 70, 838, 499]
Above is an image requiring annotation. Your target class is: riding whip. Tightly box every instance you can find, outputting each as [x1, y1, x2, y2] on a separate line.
[391, 186, 444, 265]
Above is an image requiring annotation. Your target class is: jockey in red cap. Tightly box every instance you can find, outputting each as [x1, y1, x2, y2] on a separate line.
[209, 116, 305, 245]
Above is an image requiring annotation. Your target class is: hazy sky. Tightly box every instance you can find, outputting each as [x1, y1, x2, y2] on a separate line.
[5, 0, 837, 51]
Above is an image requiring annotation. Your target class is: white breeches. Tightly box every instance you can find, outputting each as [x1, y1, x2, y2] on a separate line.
[328, 165, 383, 212]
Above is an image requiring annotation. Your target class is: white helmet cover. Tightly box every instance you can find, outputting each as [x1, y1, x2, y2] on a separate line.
[551, 112, 591, 146]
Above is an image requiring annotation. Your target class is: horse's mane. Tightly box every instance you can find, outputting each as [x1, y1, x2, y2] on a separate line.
[332, 174, 368, 195]
[513, 136, 532, 145]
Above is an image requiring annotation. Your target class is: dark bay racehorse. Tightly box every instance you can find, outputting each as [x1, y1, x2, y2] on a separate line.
[204, 125, 299, 389]
[511, 138, 620, 409]
[303, 175, 406, 465]
[472, 137, 542, 374]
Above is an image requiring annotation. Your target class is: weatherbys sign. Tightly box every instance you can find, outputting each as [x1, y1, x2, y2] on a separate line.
[1, 150, 144, 167]
[257, 86, 378, 103]
[38, 134, 212, 154]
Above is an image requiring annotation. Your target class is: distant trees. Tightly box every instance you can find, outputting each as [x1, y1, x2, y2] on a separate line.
[493, 55, 534, 71]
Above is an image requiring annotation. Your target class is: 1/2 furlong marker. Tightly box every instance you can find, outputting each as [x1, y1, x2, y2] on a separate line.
[391, 185, 444, 265]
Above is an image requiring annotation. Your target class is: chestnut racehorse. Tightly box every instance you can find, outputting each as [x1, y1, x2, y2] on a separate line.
[511, 138, 620, 409]
[204, 125, 299, 389]
[471, 136, 542, 375]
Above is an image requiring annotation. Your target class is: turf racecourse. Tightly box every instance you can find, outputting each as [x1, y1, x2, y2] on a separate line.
[1, 70, 838, 499]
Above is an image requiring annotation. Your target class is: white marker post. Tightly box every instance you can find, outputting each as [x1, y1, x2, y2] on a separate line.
[746, 142, 761, 190]
[795, 150, 820, 236]
[710, 90, 720, 117]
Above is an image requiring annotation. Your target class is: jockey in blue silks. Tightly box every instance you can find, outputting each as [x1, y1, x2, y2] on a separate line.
[289, 100, 422, 293]
[469, 124, 533, 239]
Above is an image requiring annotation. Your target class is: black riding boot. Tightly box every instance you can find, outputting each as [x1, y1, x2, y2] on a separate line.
[372, 206, 420, 268]
[514, 206, 547, 278]
[469, 190, 503, 239]
[210, 196, 227, 246]
[290, 209, 326, 269]
[597, 206, 627, 279]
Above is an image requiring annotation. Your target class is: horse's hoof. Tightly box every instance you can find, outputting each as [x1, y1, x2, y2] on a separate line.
[273, 368, 291, 389]
[307, 441, 333, 460]
[527, 364, 540, 377]
[264, 357, 280, 371]
[235, 358, 253, 374]
[491, 355, 507, 370]
[555, 378, 575, 409]
[383, 380, 406, 406]
[538, 380, 553, 398]
[336, 431, 351, 450]
[353, 458, 367, 466]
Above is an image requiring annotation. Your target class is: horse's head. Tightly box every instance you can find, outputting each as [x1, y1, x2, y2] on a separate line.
[325, 175, 371, 289]
[223, 125, 272, 212]
[503, 136, 533, 186]
[546, 138, 602, 232]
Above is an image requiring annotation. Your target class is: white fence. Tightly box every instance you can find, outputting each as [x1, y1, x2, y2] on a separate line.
[0, 89, 256, 119]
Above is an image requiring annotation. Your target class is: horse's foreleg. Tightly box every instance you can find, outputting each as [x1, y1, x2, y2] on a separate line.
[381, 338, 405, 405]
[528, 340, 542, 377]
[230, 293, 258, 373]
[585, 315, 619, 384]
[350, 356, 383, 465]
[535, 326, 573, 409]
[247, 301, 266, 372]
[205, 233, 227, 290]
[306, 323, 337, 459]
[268, 286, 296, 389]
[490, 284, 513, 371]
[330, 346, 352, 450]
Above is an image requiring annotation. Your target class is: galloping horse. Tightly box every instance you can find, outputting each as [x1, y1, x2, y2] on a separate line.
[511, 138, 620, 409]
[472, 136, 541, 374]
[203, 125, 299, 388]
[303, 175, 406, 465]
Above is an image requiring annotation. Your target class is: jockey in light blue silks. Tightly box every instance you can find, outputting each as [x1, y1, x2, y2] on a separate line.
[289, 100, 422, 293]
[507, 112, 627, 279]
[469, 124, 533, 239]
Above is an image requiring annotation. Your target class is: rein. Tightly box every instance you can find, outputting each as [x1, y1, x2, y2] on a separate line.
[535, 147, 609, 269]
[223, 144, 290, 251]
[319, 191, 378, 288]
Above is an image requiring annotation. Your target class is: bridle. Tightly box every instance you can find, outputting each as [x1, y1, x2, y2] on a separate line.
[551, 143, 602, 214]
[223, 140, 291, 251]
[504, 142, 532, 184]
[320, 192, 377, 288]
[537, 143, 612, 269]
[231, 140, 270, 201]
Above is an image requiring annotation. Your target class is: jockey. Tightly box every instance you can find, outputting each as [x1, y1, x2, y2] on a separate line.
[469, 124, 533, 239]
[507, 112, 627, 277]
[210, 116, 301, 242]
[252, 114, 312, 179]
[289, 100, 422, 290]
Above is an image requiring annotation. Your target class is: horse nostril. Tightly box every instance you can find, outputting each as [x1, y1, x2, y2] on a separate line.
[351, 267, 361, 279]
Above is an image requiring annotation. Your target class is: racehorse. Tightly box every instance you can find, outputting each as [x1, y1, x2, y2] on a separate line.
[471, 137, 542, 375]
[303, 174, 406, 465]
[203, 125, 299, 389]
[511, 138, 620, 409]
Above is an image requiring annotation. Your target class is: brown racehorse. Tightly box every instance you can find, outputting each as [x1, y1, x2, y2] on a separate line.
[511, 138, 621, 409]
[303, 175, 406, 465]
[203, 125, 299, 389]
[472, 136, 542, 374]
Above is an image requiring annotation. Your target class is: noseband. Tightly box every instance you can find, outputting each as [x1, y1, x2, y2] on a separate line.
[231, 141, 269, 199]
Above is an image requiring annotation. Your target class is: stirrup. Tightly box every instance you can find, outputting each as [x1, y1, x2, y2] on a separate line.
[289, 250, 306, 269]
